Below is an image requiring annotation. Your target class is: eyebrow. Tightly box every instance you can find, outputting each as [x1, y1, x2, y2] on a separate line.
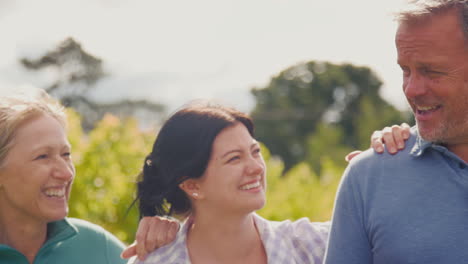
[30, 143, 72, 153]
[220, 141, 259, 158]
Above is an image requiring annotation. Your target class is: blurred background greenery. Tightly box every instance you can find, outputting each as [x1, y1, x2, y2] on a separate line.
[21, 38, 412, 244]
[66, 110, 344, 244]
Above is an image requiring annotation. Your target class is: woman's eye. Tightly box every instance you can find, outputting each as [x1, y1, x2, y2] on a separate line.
[62, 152, 72, 158]
[227, 156, 240, 163]
[35, 154, 48, 160]
[253, 148, 261, 155]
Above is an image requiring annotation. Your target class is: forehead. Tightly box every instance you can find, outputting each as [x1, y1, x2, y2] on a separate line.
[211, 123, 254, 152]
[396, 10, 468, 61]
[12, 114, 69, 152]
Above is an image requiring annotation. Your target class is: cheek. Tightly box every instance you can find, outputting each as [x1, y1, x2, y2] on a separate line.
[259, 157, 266, 171]
[402, 76, 408, 90]
[69, 163, 76, 179]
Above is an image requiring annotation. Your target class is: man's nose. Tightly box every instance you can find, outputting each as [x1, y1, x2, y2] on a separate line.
[404, 73, 427, 98]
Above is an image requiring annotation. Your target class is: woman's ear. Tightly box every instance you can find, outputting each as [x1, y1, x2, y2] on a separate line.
[179, 179, 204, 200]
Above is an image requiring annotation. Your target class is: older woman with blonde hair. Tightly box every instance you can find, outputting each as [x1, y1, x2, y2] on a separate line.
[0, 91, 177, 264]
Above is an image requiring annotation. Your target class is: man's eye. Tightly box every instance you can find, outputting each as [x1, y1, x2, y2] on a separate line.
[401, 67, 410, 76]
[421, 68, 443, 76]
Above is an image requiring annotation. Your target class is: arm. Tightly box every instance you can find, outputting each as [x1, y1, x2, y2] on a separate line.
[121, 216, 179, 260]
[324, 166, 373, 264]
[346, 123, 410, 161]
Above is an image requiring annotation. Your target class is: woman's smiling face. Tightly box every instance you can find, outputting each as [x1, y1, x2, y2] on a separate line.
[0, 113, 75, 224]
[195, 122, 266, 215]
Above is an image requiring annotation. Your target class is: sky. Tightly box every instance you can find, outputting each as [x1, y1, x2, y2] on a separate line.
[0, 0, 409, 113]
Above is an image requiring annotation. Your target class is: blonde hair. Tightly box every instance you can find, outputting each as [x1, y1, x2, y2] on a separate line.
[0, 90, 67, 168]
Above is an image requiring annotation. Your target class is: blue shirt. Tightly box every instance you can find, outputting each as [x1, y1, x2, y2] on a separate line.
[324, 128, 468, 264]
[0, 218, 126, 264]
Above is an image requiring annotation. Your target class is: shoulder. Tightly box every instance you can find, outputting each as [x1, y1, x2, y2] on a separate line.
[343, 129, 419, 182]
[66, 218, 125, 249]
[256, 215, 328, 263]
[262, 217, 329, 242]
[43, 218, 125, 264]
[67, 218, 113, 239]
[67, 217, 107, 232]
[133, 219, 190, 264]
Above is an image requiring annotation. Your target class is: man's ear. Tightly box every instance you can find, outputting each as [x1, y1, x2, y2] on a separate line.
[179, 179, 204, 200]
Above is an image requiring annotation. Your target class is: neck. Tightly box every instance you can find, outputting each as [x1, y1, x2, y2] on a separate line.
[0, 207, 48, 263]
[447, 143, 468, 163]
[187, 211, 266, 264]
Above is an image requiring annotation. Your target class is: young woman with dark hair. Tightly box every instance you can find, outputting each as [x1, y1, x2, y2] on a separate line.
[129, 103, 410, 264]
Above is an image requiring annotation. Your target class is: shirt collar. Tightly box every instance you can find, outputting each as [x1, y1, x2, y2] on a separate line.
[409, 127, 454, 158]
[410, 130, 433, 157]
[43, 218, 78, 249]
[0, 218, 77, 255]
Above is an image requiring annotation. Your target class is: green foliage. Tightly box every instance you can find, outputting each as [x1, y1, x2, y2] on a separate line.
[354, 96, 413, 149]
[251, 61, 411, 173]
[258, 145, 343, 222]
[306, 123, 352, 175]
[66, 113, 344, 244]
[59, 59, 412, 246]
[67, 109, 154, 244]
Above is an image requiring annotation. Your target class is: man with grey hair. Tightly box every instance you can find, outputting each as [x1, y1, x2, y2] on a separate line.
[324, 1, 468, 263]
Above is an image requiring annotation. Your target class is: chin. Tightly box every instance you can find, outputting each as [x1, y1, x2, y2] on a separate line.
[252, 197, 266, 211]
[46, 208, 69, 223]
[417, 123, 445, 142]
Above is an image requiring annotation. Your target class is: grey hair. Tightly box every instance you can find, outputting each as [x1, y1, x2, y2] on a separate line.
[395, 0, 468, 40]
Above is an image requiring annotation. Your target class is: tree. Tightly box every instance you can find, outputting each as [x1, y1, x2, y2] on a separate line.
[251, 61, 411, 174]
[20, 37, 165, 130]
[66, 109, 154, 243]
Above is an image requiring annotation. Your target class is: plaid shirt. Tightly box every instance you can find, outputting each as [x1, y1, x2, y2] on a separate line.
[128, 214, 329, 264]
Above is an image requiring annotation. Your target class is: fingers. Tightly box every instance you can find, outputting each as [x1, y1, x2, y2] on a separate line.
[145, 217, 179, 251]
[135, 216, 152, 260]
[370, 130, 385, 153]
[120, 243, 137, 259]
[382, 126, 399, 154]
[371, 123, 411, 155]
[166, 221, 179, 243]
[345, 150, 363, 162]
[401, 122, 411, 140]
[135, 216, 181, 261]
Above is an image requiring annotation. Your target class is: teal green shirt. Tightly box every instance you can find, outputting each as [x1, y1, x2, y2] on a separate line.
[0, 218, 126, 264]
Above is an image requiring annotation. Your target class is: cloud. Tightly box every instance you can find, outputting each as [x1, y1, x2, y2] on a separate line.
[0, 0, 409, 112]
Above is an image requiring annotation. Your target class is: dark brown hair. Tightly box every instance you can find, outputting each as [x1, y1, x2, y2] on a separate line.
[136, 103, 254, 217]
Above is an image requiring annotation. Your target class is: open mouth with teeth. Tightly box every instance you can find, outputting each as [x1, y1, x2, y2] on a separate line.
[416, 105, 441, 115]
[44, 188, 66, 198]
[239, 181, 261, 191]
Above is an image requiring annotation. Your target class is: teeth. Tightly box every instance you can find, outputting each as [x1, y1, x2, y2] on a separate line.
[417, 105, 438, 111]
[45, 188, 65, 197]
[240, 181, 260, 190]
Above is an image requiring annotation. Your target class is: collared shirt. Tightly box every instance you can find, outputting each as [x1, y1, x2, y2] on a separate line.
[129, 213, 329, 264]
[0, 218, 126, 264]
[325, 127, 468, 264]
